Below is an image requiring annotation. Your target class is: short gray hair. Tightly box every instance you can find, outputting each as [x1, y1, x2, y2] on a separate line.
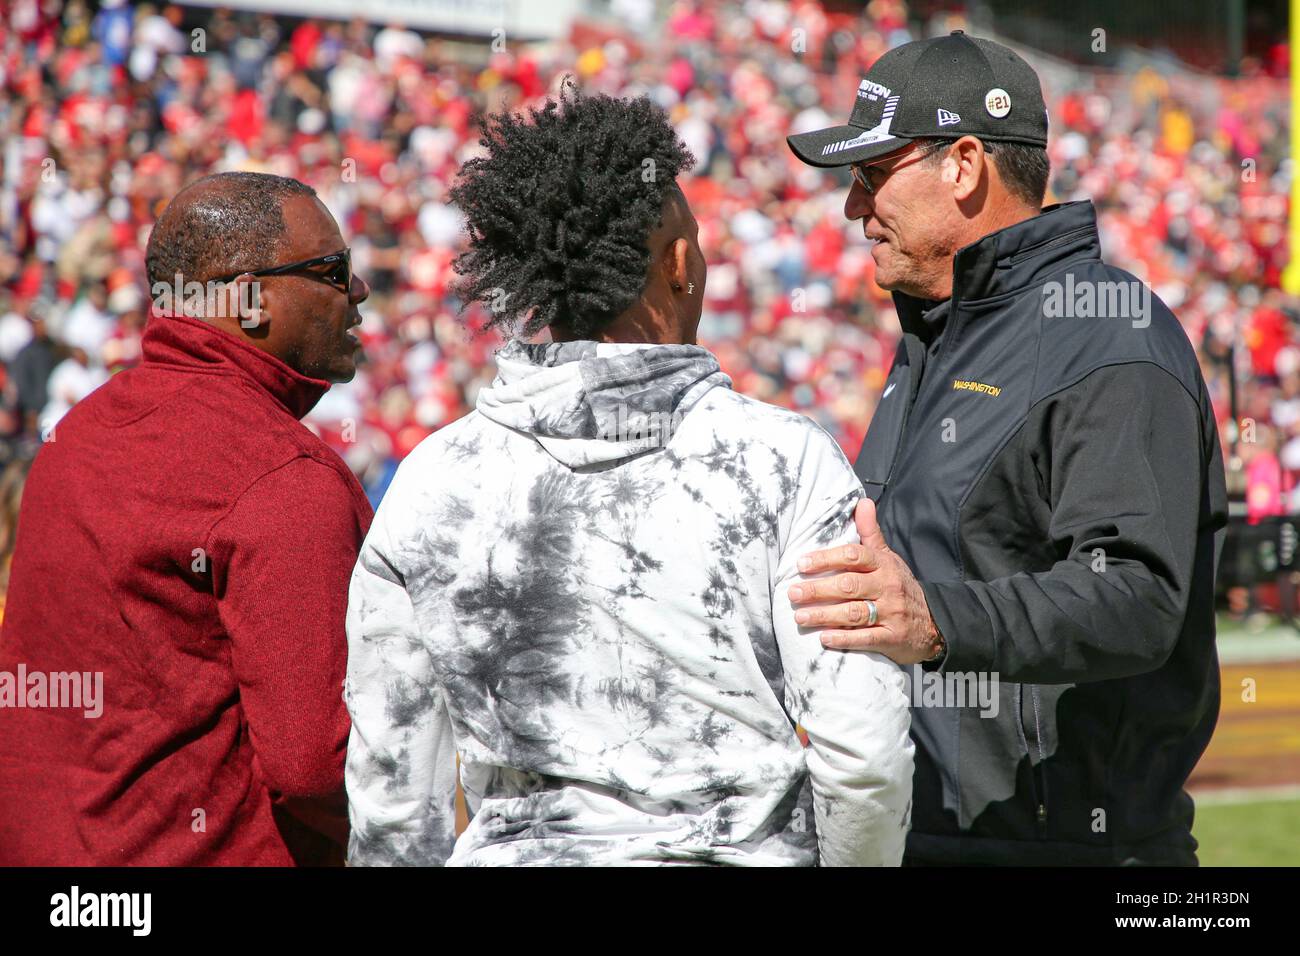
[914, 137, 1049, 208]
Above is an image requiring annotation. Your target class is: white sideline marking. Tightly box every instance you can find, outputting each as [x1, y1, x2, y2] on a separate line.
[1190, 784, 1300, 806]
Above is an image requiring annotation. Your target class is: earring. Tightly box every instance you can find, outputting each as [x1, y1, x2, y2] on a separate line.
[687, 283, 695, 295]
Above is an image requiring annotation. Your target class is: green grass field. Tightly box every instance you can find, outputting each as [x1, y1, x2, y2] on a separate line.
[1193, 796, 1300, 866]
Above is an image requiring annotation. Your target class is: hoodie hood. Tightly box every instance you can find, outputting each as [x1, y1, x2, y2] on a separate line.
[476, 339, 732, 467]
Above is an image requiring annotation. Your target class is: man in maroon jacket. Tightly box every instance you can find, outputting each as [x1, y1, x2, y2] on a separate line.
[0, 172, 373, 864]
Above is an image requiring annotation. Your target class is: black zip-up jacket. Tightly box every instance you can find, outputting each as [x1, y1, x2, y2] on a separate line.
[854, 200, 1228, 865]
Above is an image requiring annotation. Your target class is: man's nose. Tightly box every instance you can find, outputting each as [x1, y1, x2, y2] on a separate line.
[845, 180, 872, 222]
[350, 273, 371, 304]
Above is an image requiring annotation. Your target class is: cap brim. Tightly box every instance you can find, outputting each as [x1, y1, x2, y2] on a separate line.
[786, 123, 910, 168]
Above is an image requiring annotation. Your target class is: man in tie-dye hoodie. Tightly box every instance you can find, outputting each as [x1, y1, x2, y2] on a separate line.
[343, 84, 913, 866]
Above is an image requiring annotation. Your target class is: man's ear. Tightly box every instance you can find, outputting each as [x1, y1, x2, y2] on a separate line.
[665, 236, 690, 292]
[945, 136, 986, 202]
[234, 274, 270, 332]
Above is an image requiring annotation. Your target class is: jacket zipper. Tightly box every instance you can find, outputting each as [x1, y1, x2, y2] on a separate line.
[875, 337, 926, 491]
[1016, 683, 1049, 836]
[1030, 684, 1049, 834]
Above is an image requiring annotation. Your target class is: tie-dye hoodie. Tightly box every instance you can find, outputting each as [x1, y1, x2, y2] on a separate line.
[344, 339, 914, 866]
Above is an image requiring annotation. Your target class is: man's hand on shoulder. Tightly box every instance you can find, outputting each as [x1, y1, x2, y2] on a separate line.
[788, 498, 943, 665]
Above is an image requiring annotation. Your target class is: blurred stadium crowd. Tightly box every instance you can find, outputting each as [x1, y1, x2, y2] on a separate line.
[0, 0, 1292, 587]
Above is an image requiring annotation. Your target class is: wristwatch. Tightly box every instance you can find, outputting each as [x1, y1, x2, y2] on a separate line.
[924, 630, 947, 664]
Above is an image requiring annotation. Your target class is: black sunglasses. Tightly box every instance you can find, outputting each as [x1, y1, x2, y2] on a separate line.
[212, 248, 352, 294]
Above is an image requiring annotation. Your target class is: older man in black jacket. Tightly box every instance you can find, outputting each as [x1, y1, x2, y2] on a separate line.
[786, 31, 1227, 865]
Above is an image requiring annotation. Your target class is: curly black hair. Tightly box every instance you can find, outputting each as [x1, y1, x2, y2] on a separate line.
[450, 81, 695, 339]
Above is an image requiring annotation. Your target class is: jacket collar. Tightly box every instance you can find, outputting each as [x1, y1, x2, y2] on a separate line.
[141, 314, 330, 420]
[894, 200, 1101, 340]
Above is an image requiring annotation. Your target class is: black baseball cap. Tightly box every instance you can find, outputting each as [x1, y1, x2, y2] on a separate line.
[787, 31, 1048, 168]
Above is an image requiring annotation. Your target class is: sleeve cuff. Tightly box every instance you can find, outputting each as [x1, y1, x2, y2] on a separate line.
[920, 579, 996, 674]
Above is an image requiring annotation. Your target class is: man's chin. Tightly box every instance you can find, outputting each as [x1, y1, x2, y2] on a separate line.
[873, 267, 902, 293]
[324, 356, 360, 385]
[871, 246, 897, 288]
[872, 267, 929, 300]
